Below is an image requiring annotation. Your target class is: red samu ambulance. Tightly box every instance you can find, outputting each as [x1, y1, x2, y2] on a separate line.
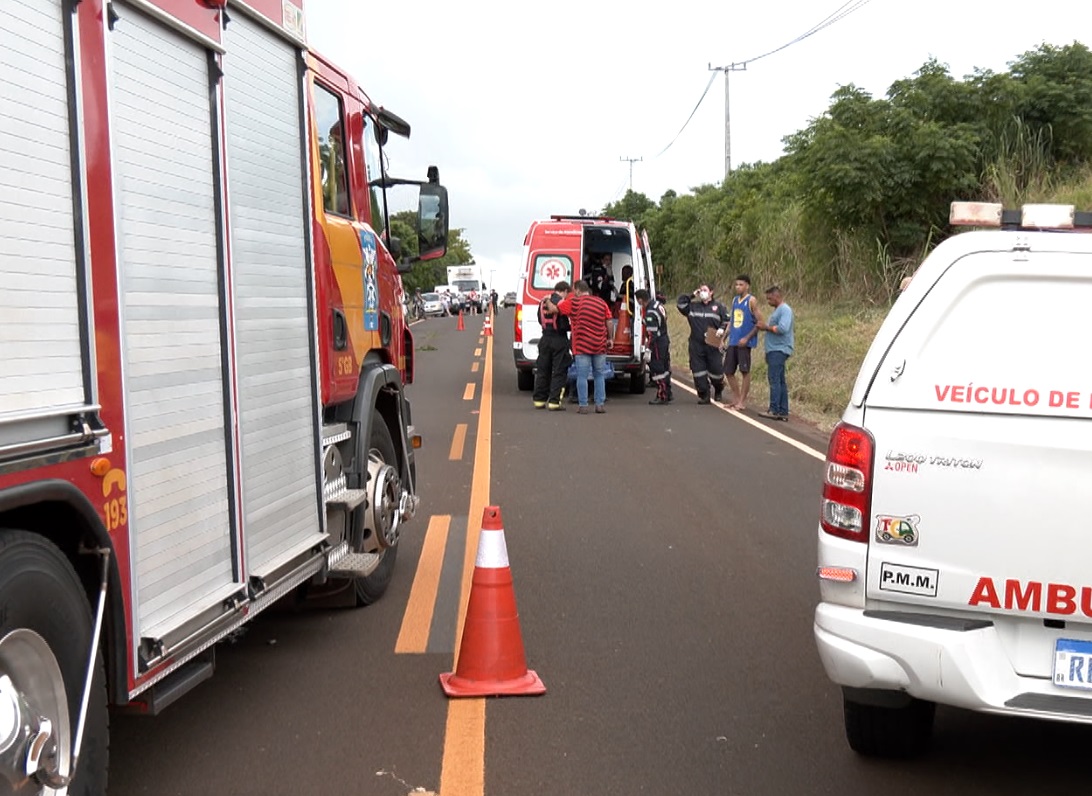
[512, 215, 658, 394]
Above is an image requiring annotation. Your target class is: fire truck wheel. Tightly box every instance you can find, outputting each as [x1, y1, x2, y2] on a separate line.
[0, 530, 108, 794]
[353, 413, 400, 606]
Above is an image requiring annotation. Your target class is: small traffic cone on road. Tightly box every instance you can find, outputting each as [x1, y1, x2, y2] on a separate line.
[440, 506, 545, 698]
[456, 309, 465, 331]
[482, 313, 493, 337]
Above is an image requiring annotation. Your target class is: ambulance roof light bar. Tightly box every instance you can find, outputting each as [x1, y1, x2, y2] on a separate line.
[950, 201, 1092, 230]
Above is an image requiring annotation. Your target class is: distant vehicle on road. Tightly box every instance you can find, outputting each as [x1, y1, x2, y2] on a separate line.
[421, 292, 446, 317]
[502, 291, 517, 308]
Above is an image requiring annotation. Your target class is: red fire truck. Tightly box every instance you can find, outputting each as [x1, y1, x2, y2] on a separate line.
[0, 1, 448, 791]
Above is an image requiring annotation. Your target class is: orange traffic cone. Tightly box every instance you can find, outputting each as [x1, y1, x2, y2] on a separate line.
[440, 506, 545, 698]
[456, 309, 465, 331]
[483, 313, 493, 337]
[612, 307, 632, 353]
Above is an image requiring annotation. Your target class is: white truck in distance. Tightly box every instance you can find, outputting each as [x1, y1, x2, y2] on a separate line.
[447, 265, 485, 311]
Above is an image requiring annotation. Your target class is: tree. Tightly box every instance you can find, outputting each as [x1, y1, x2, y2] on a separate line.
[601, 190, 656, 227]
[391, 209, 475, 293]
[1009, 42, 1092, 164]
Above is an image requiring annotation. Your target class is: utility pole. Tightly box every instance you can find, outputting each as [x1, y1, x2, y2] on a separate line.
[708, 62, 747, 180]
[619, 155, 642, 192]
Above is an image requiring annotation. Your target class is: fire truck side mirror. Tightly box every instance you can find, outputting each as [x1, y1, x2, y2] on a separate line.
[417, 182, 449, 262]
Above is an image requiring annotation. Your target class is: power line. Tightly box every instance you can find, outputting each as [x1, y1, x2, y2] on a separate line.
[651, 71, 720, 159]
[730, 0, 871, 68]
[650, 0, 872, 162]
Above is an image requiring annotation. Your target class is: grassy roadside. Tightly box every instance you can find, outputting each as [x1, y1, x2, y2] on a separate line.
[666, 300, 889, 434]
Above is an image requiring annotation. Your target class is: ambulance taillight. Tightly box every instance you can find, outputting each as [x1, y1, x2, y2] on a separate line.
[820, 422, 875, 543]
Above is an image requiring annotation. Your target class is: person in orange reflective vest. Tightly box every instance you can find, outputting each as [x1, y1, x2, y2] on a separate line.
[532, 281, 572, 410]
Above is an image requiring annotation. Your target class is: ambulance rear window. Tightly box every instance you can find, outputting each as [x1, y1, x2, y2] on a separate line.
[869, 250, 1092, 417]
[532, 254, 573, 291]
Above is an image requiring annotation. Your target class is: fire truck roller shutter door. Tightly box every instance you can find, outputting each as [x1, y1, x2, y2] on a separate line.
[223, 10, 324, 578]
[109, 5, 239, 640]
[1, 0, 86, 415]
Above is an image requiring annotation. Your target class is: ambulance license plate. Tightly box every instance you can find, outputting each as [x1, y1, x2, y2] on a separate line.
[1052, 639, 1092, 691]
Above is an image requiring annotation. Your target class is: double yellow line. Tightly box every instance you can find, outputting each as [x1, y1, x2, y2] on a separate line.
[395, 329, 494, 795]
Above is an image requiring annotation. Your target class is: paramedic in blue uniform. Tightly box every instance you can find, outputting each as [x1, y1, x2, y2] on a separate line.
[532, 281, 572, 410]
[637, 289, 672, 405]
[676, 284, 728, 404]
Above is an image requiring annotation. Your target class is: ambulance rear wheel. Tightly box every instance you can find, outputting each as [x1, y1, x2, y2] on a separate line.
[353, 414, 399, 607]
[0, 530, 108, 795]
[843, 692, 934, 758]
[629, 372, 646, 394]
[517, 369, 534, 391]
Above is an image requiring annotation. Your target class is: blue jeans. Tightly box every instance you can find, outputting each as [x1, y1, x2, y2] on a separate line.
[574, 353, 608, 407]
[766, 350, 789, 415]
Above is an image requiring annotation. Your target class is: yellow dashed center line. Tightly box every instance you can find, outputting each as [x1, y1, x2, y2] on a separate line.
[463, 383, 476, 401]
[395, 515, 451, 653]
[449, 423, 468, 461]
[440, 328, 494, 796]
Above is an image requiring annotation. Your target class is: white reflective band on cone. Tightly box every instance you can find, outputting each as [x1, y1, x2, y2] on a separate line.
[476, 529, 510, 568]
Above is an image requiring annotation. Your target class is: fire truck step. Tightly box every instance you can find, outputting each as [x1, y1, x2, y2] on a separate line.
[326, 487, 367, 511]
[322, 423, 352, 445]
[328, 552, 380, 578]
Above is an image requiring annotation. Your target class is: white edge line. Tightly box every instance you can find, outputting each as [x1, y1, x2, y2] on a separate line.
[672, 381, 826, 462]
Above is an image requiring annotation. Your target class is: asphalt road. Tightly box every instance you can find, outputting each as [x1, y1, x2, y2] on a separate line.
[109, 310, 1092, 795]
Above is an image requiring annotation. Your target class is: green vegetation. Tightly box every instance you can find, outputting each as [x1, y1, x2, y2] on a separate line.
[389, 210, 475, 295]
[613, 42, 1092, 430]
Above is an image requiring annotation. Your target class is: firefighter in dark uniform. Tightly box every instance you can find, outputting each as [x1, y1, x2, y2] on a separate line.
[532, 280, 572, 410]
[637, 289, 673, 405]
[676, 284, 729, 404]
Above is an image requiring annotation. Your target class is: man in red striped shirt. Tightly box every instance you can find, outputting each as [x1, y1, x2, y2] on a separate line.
[551, 280, 614, 413]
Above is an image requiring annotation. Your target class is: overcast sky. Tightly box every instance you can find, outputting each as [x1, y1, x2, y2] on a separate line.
[304, 0, 1087, 292]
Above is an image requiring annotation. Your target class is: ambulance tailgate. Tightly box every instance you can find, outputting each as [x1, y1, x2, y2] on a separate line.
[862, 247, 1092, 675]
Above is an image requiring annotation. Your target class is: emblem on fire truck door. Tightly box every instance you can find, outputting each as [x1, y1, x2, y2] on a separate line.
[360, 229, 379, 331]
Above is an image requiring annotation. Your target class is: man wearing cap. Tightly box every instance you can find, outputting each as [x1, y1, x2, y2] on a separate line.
[676, 284, 729, 404]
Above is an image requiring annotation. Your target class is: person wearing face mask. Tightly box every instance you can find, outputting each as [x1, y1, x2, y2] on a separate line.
[676, 284, 729, 404]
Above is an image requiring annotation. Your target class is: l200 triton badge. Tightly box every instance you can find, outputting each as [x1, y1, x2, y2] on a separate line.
[875, 514, 920, 546]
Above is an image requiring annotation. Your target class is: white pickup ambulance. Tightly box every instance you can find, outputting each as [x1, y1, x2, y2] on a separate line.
[815, 202, 1092, 757]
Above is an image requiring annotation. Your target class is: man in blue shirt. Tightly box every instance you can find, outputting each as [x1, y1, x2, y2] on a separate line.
[724, 275, 760, 410]
[757, 285, 794, 421]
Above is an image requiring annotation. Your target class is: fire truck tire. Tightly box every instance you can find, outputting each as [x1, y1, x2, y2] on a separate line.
[353, 413, 400, 606]
[0, 530, 109, 794]
[517, 369, 534, 391]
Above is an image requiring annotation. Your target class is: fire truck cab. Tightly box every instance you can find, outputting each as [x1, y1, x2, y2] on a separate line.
[0, 0, 447, 791]
[512, 215, 657, 394]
